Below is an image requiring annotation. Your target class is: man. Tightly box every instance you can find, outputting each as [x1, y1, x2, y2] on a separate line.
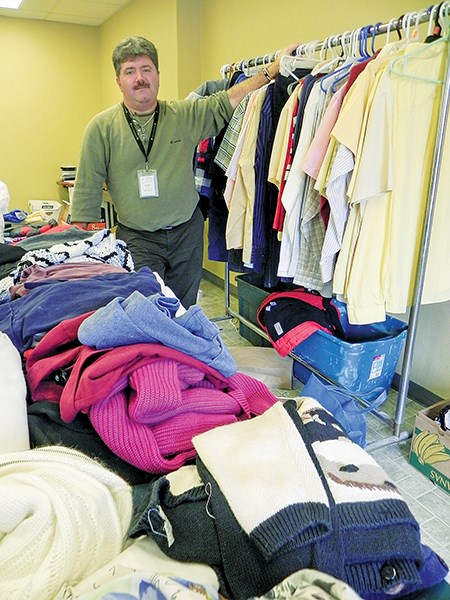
[71, 36, 297, 308]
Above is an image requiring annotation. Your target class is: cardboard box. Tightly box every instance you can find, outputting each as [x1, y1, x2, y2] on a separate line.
[228, 346, 293, 389]
[28, 200, 62, 223]
[409, 400, 450, 495]
[61, 195, 116, 230]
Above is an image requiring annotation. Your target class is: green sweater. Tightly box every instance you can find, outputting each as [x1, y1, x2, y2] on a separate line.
[71, 91, 233, 231]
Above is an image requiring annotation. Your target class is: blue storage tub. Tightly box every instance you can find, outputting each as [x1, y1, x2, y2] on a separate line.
[293, 300, 408, 398]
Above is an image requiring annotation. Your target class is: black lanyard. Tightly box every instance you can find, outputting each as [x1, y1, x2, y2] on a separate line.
[123, 102, 159, 168]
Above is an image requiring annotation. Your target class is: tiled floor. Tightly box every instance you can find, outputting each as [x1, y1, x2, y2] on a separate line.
[197, 275, 450, 574]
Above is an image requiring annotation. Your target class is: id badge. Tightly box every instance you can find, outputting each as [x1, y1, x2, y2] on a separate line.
[138, 169, 159, 198]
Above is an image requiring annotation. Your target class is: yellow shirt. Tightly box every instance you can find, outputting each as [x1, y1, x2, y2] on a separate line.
[226, 86, 268, 262]
[333, 40, 448, 322]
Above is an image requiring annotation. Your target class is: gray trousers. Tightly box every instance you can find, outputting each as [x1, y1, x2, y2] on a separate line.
[116, 206, 204, 308]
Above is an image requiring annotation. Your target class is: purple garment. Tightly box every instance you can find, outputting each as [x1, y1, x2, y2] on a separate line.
[0, 267, 161, 353]
[10, 262, 128, 298]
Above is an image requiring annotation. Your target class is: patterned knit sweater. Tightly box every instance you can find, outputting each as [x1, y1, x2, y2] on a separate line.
[133, 398, 448, 599]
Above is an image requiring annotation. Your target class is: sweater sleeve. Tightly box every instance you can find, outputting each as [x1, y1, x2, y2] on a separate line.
[71, 108, 119, 223]
[173, 90, 234, 146]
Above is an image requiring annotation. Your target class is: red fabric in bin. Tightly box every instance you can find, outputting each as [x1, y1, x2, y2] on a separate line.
[257, 290, 344, 357]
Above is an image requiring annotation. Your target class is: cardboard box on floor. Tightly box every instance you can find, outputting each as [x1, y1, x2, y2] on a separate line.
[228, 346, 293, 390]
[409, 400, 450, 495]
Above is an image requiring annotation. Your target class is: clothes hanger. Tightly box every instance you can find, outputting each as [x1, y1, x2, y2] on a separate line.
[371, 22, 383, 54]
[425, 3, 443, 41]
[320, 26, 372, 93]
[388, 3, 448, 85]
[331, 24, 384, 92]
[395, 14, 405, 41]
[402, 12, 415, 39]
[397, 11, 423, 46]
[220, 63, 232, 79]
[399, 8, 434, 45]
[380, 12, 415, 58]
[384, 17, 399, 45]
[243, 58, 261, 78]
[439, 0, 450, 36]
[409, 8, 425, 39]
[279, 43, 321, 81]
[329, 34, 368, 93]
[358, 24, 372, 58]
[310, 34, 344, 77]
[318, 30, 353, 92]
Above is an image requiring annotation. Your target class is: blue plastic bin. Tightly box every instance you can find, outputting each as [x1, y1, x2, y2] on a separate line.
[293, 300, 408, 398]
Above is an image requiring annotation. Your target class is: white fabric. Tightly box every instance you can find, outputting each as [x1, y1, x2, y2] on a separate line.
[320, 143, 353, 283]
[56, 535, 220, 599]
[193, 401, 329, 535]
[0, 446, 132, 600]
[277, 84, 320, 278]
[0, 180, 10, 243]
[0, 332, 29, 453]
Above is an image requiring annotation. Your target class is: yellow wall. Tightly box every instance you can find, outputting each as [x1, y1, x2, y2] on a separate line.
[0, 0, 202, 211]
[198, 0, 420, 81]
[98, 0, 202, 106]
[0, 0, 448, 396]
[176, 0, 203, 99]
[0, 18, 100, 210]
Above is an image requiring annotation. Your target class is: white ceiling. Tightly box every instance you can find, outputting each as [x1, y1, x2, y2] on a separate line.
[0, 0, 133, 27]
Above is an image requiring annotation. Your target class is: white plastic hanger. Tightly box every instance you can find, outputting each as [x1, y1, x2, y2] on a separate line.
[279, 42, 321, 80]
[310, 34, 345, 76]
[439, 1, 450, 36]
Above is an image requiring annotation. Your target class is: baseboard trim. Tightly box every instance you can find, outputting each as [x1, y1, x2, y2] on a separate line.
[391, 373, 444, 407]
[201, 268, 237, 296]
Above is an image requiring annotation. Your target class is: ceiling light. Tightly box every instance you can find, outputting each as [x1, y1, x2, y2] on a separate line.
[0, 1, 23, 8]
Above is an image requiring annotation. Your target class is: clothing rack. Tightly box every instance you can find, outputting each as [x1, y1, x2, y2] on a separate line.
[221, 5, 446, 73]
[214, 3, 450, 449]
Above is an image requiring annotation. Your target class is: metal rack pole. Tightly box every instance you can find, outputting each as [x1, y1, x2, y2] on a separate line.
[221, 6, 439, 74]
[394, 35, 450, 437]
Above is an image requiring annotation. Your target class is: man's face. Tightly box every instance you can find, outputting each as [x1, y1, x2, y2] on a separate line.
[116, 54, 160, 112]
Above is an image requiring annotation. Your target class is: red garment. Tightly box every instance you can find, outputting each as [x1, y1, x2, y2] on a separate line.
[25, 311, 94, 403]
[26, 312, 279, 473]
[272, 93, 300, 232]
[257, 290, 343, 357]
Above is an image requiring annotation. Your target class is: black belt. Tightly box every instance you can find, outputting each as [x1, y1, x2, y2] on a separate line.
[159, 219, 190, 231]
[156, 206, 202, 232]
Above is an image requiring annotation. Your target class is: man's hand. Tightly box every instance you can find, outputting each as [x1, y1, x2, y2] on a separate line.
[226, 42, 299, 109]
[271, 42, 301, 74]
